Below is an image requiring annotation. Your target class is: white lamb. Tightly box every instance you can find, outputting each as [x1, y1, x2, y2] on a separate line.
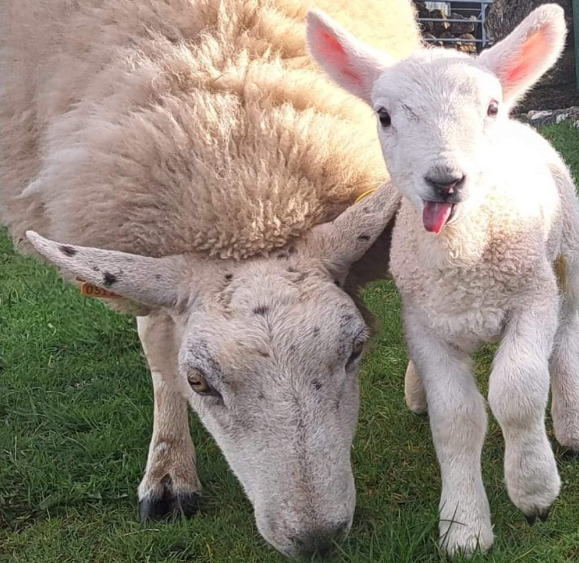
[308, 4, 579, 556]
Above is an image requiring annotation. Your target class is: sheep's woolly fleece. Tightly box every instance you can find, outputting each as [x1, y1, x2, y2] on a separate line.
[0, 0, 420, 261]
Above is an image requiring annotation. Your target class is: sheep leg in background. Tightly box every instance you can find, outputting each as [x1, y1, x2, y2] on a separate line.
[550, 251, 579, 453]
[404, 360, 427, 415]
[404, 312, 493, 556]
[488, 285, 560, 523]
[137, 313, 201, 520]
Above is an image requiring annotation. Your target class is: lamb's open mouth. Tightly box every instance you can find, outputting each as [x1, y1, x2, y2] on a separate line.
[422, 201, 457, 234]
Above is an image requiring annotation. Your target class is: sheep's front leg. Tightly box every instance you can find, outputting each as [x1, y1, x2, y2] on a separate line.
[488, 298, 560, 522]
[137, 313, 201, 520]
[405, 316, 493, 557]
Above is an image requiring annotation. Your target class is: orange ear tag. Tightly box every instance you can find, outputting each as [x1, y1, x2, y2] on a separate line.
[76, 278, 120, 299]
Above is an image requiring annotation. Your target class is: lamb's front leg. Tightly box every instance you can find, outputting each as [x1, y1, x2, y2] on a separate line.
[137, 313, 202, 520]
[405, 316, 493, 557]
[488, 297, 560, 522]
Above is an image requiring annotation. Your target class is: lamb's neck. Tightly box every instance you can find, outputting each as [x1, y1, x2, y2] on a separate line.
[414, 203, 491, 269]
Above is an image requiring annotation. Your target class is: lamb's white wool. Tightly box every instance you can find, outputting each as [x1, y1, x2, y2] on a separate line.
[0, 0, 421, 557]
[309, 4, 579, 557]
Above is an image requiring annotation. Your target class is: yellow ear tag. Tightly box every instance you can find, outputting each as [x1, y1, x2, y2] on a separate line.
[76, 278, 120, 299]
[355, 188, 378, 204]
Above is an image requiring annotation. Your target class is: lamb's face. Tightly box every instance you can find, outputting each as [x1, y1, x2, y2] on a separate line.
[371, 53, 503, 234]
[307, 4, 567, 236]
[177, 258, 365, 556]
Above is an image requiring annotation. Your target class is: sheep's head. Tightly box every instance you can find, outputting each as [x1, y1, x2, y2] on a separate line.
[26, 184, 398, 558]
[307, 5, 567, 234]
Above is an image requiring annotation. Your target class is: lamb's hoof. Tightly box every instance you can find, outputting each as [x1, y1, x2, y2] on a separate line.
[524, 506, 551, 526]
[561, 448, 579, 460]
[140, 482, 200, 521]
[538, 507, 550, 523]
[524, 514, 536, 526]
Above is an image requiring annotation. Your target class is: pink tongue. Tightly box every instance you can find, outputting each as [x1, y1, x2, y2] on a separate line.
[423, 202, 453, 234]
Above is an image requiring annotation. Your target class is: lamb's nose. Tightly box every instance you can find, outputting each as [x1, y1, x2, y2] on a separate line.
[425, 172, 465, 198]
[424, 170, 465, 199]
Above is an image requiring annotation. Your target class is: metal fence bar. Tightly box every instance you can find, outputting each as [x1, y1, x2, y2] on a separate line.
[415, 1, 495, 51]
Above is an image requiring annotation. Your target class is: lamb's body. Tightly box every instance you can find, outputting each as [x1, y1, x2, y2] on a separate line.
[393, 116, 579, 556]
[0, 0, 418, 260]
[308, 4, 579, 557]
[392, 120, 579, 345]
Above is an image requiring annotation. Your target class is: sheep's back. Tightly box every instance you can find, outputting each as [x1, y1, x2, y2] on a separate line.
[0, 0, 420, 259]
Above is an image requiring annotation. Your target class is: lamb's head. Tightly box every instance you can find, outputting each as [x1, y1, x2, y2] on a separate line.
[26, 184, 398, 558]
[307, 5, 566, 234]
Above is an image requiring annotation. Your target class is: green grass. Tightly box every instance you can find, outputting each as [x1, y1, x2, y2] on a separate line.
[2, 122, 579, 562]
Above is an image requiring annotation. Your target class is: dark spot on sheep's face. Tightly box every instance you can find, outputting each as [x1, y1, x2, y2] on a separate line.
[225, 274, 233, 282]
[288, 246, 297, 255]
[276, 253, 288, 260]
[253, 305, 270, 316]
[313, 327, 320, 337]
[313, 380, 322, 391]
[92, 266, 100, 273]
[334, 280, 341, 287]
[155, 274, 162, 281]
[103, 272, 117, 287]
[60, 245, 77, 257]
[358, 234, 370, 241]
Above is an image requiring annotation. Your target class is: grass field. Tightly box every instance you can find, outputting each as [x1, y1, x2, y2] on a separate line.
[2, 122, 579, 563]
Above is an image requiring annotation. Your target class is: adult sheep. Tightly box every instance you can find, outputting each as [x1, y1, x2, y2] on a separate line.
[0, 0, 420, 557]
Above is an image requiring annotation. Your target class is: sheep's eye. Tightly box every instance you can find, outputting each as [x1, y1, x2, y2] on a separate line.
[377, 108, 391, 128]
[487, 100, 499, 118]
[188, 369, 215, 396]
[346, 340, 365, 368]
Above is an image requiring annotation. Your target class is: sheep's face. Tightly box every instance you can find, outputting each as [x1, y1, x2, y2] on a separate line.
[307, 3, 567, 235]
[26, 183, 397, 558]
[371, 53, 501, 234]
[176, 256, 365, 557]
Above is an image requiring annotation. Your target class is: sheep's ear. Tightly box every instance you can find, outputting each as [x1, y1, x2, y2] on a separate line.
[306, 183, 401, 278]
[306, 10, 393, 103]
[478, 5, 566, 106]
[26, 231, 182, 308]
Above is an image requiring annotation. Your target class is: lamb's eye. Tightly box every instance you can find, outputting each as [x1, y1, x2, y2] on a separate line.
[487, 100, 499, 117]
[377, 108, 391, 128]
[188, 369, 216, 396]
[346, 340, 365, 368]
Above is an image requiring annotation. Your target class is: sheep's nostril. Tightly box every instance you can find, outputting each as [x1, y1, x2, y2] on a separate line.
[292, 521, 349, 559]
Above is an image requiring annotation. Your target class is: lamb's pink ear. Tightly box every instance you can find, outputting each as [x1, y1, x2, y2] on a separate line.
[478, 5, 566, 106]
[306, 10, 393, 103]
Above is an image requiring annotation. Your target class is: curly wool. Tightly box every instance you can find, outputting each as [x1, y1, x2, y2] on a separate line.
[0, 0, 420, 260]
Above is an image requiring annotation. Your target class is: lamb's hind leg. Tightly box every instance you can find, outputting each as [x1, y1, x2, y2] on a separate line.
[137, 313, 201, 520]
[489, 287, 560, 522]
[551, 255, 579, 453]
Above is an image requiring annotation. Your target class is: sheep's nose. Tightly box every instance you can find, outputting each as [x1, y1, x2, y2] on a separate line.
[425, 171, 465, 199]
[292, 521, 350, 559]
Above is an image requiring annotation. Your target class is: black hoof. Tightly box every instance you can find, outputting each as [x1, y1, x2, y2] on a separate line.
[561, 448, 579, 460]
[524, 513, 537, 526]
[538, 507, 550, 523]
[140, 481, 200, 522]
